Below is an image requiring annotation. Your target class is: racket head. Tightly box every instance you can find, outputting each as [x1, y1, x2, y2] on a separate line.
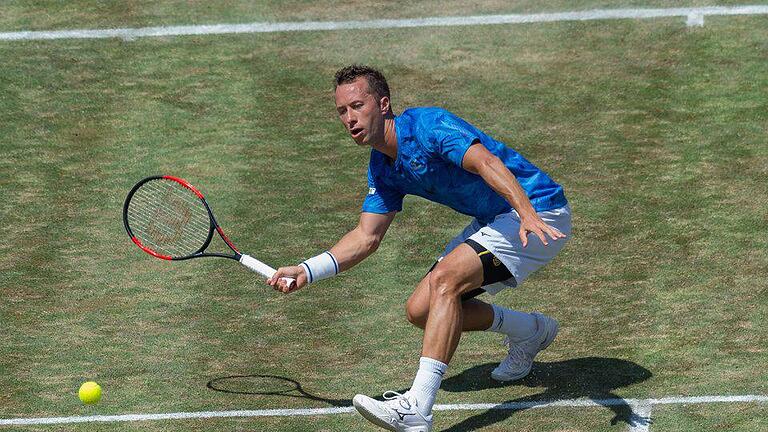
[123, 175, 216, 260]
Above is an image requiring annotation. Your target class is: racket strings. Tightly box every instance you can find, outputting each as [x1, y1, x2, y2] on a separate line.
[130, 190, 209, 256]
[130, 193, 210, 239]
[137, 186, 209, 250]
[127, 179, 212, 257]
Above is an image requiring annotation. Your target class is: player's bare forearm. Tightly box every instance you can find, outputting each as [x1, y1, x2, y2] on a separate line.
[331, 211, 396, 271]
[329, 227, 378, 271]
[477, 157, 537, 217]
[462, 143, 565, 246]
[462, 144, 536, 217]
[267, 211, 396, 292]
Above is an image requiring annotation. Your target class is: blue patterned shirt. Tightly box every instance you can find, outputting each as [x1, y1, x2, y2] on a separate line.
[362, 107, 567, 225]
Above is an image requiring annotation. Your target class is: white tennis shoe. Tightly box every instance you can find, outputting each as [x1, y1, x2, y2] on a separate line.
[491, 312, 558, 382]
[352, 391, 432, 432]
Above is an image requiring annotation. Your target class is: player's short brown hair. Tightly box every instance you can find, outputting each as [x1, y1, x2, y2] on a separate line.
[334, 65, 391, 100]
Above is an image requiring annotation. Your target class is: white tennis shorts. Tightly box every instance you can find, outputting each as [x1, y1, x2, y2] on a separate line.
[441, 205, 571, 295]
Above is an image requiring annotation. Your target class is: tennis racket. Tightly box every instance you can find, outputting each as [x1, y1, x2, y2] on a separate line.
[123, 175, 294, 286]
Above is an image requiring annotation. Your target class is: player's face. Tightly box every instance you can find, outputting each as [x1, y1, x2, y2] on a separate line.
[335, 77, 388, 146]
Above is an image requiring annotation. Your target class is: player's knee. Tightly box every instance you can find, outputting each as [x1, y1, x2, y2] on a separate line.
[405, 300, 428, 328]
[428, 267, 462, 299]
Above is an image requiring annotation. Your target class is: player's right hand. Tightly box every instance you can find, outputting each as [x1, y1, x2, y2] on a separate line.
[518, 211, 566, 248]
[267, 266, 307, 293]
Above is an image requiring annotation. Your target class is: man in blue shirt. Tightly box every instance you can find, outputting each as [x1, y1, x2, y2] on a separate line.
[268, 65, 571, 432]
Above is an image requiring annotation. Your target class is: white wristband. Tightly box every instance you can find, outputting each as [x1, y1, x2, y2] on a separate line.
[300, 251, 339, 283]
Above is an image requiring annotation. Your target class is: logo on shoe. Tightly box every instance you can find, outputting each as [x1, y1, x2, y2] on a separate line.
[393, 410, 416, 421]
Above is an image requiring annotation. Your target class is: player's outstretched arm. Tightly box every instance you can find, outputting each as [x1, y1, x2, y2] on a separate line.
[330, 211, 397, 271]
[461, 143, 566, 247]
[267, 211, 396, 293]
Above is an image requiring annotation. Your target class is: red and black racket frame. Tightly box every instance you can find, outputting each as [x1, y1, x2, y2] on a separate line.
[122, 175, 243, 262]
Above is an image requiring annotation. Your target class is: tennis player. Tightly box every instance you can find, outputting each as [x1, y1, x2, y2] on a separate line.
[268, 65, 571, 432]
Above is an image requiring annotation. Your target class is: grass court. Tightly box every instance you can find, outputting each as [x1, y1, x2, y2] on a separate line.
[1, 1, 767, 430]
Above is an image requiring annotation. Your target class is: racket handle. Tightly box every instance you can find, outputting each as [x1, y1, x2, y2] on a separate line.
[239, 254, 296, 287]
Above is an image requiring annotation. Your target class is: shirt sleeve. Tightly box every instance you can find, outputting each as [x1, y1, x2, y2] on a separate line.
[429, 111, 481, 167]
[361, 163, 404, 214]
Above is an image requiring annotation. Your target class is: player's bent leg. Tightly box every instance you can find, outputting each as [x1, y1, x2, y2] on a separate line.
[405, 273, 494, 331]
[422, 242, 485, 364]
[405, 276, 431, 329]
[356, 245, 485, 431]
[355, 244, 514, 431]
[472, 206, 571, 381]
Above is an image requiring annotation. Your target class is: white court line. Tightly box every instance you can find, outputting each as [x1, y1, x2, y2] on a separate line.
[1, 395, 767, 426]
[627, 402, 653, 432]
[1, 6, 768, 41]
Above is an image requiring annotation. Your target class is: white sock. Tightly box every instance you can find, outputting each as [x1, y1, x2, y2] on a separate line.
[488, 304, 538, 342]
[409, 357, 447, 416]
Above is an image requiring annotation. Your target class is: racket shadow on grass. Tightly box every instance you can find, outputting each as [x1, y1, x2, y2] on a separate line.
[440, 357, 653, 432]
[206, 374, 409, 408]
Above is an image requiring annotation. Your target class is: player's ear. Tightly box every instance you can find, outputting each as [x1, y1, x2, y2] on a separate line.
[378, 96, 391, 115]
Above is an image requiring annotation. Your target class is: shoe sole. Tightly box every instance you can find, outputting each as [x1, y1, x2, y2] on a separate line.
[491, 314, 559, 382]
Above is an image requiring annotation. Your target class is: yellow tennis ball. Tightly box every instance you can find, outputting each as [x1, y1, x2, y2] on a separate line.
[78, 381, 102, 405]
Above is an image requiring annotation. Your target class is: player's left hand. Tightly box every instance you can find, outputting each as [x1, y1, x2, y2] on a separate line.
[518, 213, 566, 247]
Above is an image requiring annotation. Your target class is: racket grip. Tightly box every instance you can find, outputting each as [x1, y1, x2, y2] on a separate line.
[239, 254, 296, 287]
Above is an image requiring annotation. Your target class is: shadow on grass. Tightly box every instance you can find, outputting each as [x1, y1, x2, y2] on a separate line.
[207, 357, 651, 431]
[207, 374, 352, 407]
[440, 357, 653, 431]
[206, 374, 408, 408]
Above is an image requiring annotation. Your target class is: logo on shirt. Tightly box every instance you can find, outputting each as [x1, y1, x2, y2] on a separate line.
[368, 187, 376, 195]
[410, 159, 425, 171]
